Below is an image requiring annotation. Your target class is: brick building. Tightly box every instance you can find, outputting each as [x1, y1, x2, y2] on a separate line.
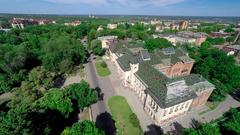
[108, 41, 214, 124]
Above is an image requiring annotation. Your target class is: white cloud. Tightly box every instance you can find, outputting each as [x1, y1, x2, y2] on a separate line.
[44, 0, 108, 5]
[44, 0, 186, 7]
[150, 0, 186, 6]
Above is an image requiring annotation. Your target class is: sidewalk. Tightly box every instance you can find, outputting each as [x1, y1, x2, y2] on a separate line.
[106, 60, 155, 131]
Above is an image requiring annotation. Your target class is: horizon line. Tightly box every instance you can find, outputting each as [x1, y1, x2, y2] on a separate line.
[1, 12, 240, 18]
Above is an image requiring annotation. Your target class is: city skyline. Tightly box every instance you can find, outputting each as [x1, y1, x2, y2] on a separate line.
[0, 0, 240, 17]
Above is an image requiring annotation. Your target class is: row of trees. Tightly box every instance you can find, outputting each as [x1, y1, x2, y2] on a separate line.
[181, 108, 240, 135]
[0, 22, 106, 134]
[0, 78, 102, 135]
[144, 38, 173, 51]
[0, 24, 88, 94]
[186, 41, 240, 102]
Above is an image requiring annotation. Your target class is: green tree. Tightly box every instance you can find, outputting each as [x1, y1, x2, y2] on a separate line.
[62, 121, 104, 135]
[88, 29, 96, 42]
[224, 28, 235, 33]
[28, 66, 56, 90]
[38, 88, 73, 117]
[193, 48, 240, 101]
[0, 104, 32, 135]
[67, 81, 98, 110]
[144, 38, 172, 51]
[129, 113, 140, 128]
[182, 123, 221, 135]
[90, 40, 104, 56]
[206, 37, 225, 45]
[40, 36, 86, 73]
[222, 108, 240, 134]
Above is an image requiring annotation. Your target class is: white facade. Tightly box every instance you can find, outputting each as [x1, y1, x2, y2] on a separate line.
[144, 94, 192, 123]
[98, 36, 118, 49]
[109, 49, 193, 124]
[107, 24, 117, 29]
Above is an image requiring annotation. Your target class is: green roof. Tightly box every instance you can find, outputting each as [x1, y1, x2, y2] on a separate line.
[136, 62, 197, 108]
[110, 41, 212, 108]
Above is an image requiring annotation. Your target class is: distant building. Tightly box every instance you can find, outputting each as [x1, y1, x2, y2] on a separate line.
[109, 42, 214, 124]
[97, 36, 118, 49]
[155, 24, 164, 32]
[210, 32, 232, 38]
[10, 18, 26, 29]
[38, 19, 53, 25]
[97, 26, 103, 31]
[107, 24, 117, 29]
[170, 21, 189, 30]
[64, 20, 81, 26]
[180, 21, 189, 30]
[170, 23, 180, 30]
[10, 18, 38, 29]
[154, 31, 207, 46]
[177, 31, 207, 46]
[150, 20, 161, 25]
[141, 21, 150, 25]
[10, 18, 54, 29]
[223, 45, 240, 55]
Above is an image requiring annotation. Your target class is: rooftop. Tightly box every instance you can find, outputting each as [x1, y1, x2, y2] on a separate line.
[111, 41, 207, 108]
[225, 45, 240, 50]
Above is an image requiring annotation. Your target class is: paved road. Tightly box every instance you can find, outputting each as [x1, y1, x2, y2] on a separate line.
[85, 55, 115, 121]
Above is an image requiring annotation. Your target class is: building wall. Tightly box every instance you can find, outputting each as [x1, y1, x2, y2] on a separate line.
[132, 74, 147, 103]
[180, 21, 189, 30]
[144, 94, 193, 123]
[158, 61, 194, 78]
[195, 37, 207, 46]
[191, 88, 213, 108]
[101, 39, 117, 49]
[107, 24, 117, 29]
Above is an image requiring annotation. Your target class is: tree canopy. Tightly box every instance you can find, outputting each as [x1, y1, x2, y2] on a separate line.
[62, 121, 104, 135]
[66, 81, 98, 110]
[144, 38, 173, 51]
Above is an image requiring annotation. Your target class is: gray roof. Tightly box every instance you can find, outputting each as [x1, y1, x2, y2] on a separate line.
[140, 49, 151, 61]
[226, 45, 240, 50]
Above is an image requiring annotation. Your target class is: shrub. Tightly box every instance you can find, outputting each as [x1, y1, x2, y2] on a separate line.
[129, 113, 140, 127]
[100, 61, 107, 68]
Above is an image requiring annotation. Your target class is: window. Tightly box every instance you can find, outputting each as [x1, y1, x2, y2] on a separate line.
[163, 110, 166, 116]
[185, 102, 190, 108]
[169, 107, 173, 114]
[180, 103, 185, 110]
[175, 105, 179, 112]
[182, 69, 188, 73]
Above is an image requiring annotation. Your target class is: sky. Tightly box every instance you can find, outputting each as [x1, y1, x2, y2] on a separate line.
[0, 0, 240, 16]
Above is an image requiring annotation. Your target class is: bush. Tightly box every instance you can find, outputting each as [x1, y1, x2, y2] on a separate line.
[100, 61, 107, 68]
[129, 113, 140, 127]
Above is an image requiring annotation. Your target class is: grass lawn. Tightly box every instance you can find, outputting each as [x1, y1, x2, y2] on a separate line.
[95, 61, 111, 77]
[206, 101, 220, 110]
[108, 96, 143, 135]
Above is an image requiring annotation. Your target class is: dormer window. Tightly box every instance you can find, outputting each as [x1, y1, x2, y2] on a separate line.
[140, 49, 151, 61]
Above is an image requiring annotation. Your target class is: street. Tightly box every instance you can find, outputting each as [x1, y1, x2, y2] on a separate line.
[85, 55, 116, 121]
